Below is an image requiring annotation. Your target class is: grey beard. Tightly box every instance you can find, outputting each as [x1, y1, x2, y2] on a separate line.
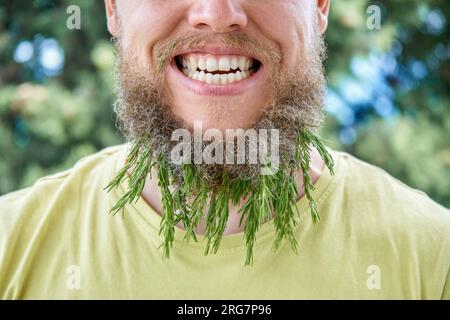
[113, 36, 327, 188]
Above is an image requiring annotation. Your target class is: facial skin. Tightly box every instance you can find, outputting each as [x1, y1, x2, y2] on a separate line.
[104, 0, 331, 235]
[105, 0, 330, 130]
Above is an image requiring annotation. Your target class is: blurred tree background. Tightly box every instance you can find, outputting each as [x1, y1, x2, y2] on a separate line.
[0, 0, 449, 207]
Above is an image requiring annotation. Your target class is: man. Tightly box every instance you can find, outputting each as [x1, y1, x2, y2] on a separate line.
[0, 0, 449, 299]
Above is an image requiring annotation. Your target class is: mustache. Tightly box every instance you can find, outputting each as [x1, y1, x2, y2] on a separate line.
[153, 32, 282, 75]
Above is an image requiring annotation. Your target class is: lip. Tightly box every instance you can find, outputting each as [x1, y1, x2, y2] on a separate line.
[174, 46, 259, 60]
[170, 50, 263, 97]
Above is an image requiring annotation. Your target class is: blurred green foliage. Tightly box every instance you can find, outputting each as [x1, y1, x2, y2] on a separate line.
[0, 0, 449, 207]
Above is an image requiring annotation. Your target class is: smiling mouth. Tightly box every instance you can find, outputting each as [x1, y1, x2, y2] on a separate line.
[175, 54, 262, 85]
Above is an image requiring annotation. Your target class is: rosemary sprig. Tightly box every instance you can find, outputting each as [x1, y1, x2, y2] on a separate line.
[230, 178, 251, 206]
[179, 164, 204, 243]
[105, 136, 152, 217]
[157, 154, 176, 259]
[238, 173, 274, 265]
[106, 128, 334, 265]
[204, 172, 230, 255]
[272, 168, 301, 253]
[300, 129, 335, 175]
[295, 129, 335, 223]
[183, 179, 208, 243]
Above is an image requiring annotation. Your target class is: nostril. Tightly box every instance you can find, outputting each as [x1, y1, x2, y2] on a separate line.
[192, 23, 245, 33]
[195, 23, 210, 30]
[229, 24, 241, 30]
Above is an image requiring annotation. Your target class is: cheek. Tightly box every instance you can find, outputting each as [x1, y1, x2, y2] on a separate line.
[119, 2, 186, 69]
[247, 1, 314, 69]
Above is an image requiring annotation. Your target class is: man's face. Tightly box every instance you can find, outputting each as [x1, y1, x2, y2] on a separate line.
[105, 0, 330, 131]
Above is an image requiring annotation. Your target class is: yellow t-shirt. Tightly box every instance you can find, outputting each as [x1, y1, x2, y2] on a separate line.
[0, 144, 449, 299]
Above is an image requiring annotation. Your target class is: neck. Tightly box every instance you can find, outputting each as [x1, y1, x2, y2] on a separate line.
[141, 147, 325, 236]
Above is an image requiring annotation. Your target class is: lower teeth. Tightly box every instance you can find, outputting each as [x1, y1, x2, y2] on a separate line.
[182, 68, 253, 85]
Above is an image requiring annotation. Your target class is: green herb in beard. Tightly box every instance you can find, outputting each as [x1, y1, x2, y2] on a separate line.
[106, 128, 334, 266]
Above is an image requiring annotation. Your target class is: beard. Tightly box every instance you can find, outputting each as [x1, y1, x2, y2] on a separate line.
[108, 29, 334, 265]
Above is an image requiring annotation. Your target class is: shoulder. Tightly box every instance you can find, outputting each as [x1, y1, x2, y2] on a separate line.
[338, 150, 448, 208]
[0, 144, 127, 297]
[329, 151, 450, 298]
[0, 144, 126, 215]
[0, 144, 127, 251]
[331, 149, 450, 244]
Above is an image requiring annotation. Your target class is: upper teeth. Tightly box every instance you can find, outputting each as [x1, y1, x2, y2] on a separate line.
[183, 54, 253, 72]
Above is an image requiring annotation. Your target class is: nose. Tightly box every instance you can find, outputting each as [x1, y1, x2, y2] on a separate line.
[188, 0, 248, 32]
